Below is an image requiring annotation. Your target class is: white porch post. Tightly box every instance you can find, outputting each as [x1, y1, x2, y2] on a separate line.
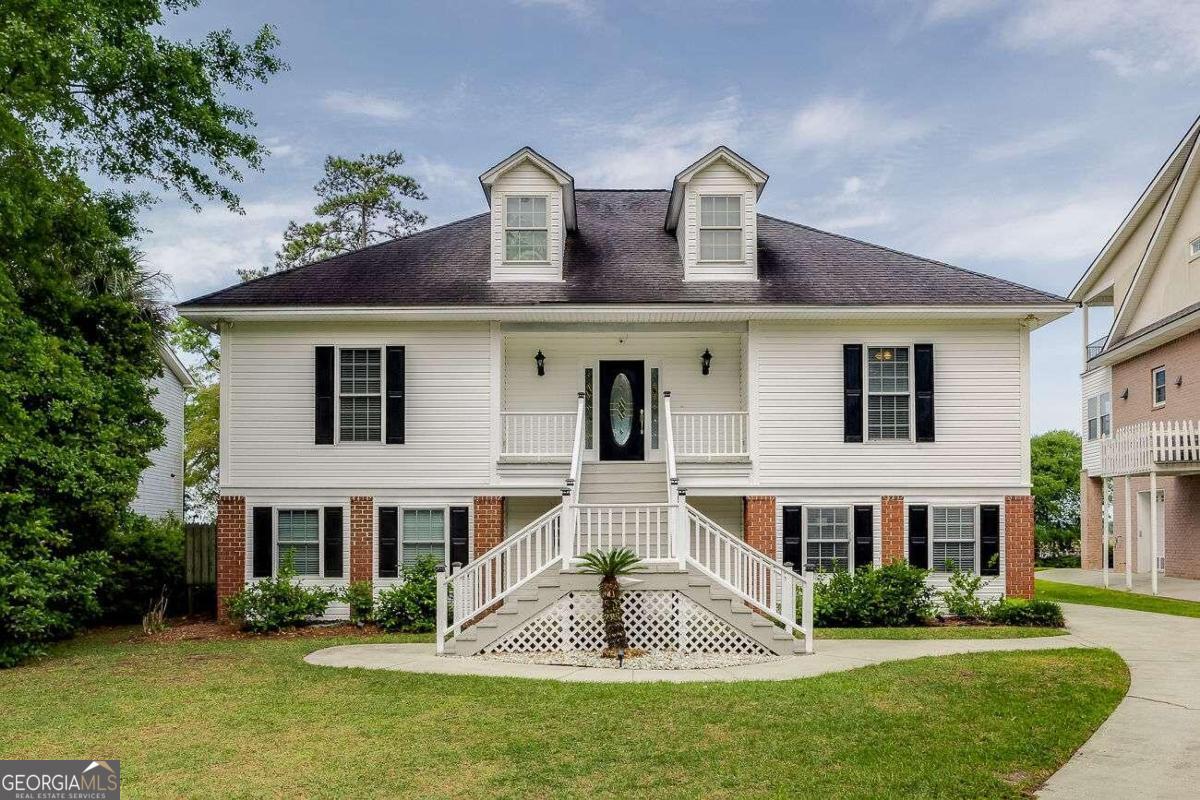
[1124, 475, 1133, 590]
[1081, 301, 1090, 365]
[802, 566, 815, 655]
[435, 565, 448, 655]
[560, 486, 576, 572]
[1150, 470, 1159, 596]
[675, 486, 689, 570]
[1102, 476, 1111, 588]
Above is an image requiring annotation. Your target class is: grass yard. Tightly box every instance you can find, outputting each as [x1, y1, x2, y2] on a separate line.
[0, 628, 1126, 799]
[1037, 579, 1200, 619]
[818, 626, 1067, 640]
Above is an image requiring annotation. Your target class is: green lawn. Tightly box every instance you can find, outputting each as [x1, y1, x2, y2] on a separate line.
[818, 626, 1067, 640]
[0, 628, 1127, 799]
[1037, 579, 1200, 619]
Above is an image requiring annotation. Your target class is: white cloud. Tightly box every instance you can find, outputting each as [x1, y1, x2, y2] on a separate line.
[512, 0, 600, 21]
[922, 0, 1002, 24]
[973, 124, 1081, 162]
[320, 90, 411, 122]
[787, 97, 931, 151]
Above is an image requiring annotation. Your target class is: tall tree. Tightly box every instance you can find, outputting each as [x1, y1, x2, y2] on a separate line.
[0, 0, 282, 664]
[1030, 430, 1082, 563]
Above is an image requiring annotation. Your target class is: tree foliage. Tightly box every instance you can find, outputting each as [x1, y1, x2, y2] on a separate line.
[1031, 430, 1082, 562]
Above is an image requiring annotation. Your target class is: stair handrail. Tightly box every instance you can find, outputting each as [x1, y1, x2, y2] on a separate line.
[684, 504, 814, 653]
[567, 391, 586, 501]
[438, 504, 563, 653]
[663, 390, 678, 499]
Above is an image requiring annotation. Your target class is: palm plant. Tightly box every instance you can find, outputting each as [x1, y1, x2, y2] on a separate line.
[576, 547, 644, 656]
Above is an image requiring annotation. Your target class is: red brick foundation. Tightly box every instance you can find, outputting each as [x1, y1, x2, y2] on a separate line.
[881, 496, 905, 564]
[1005, 495, 1035, 598]
[1080, 473, 1104, 570]
[473, 496, 504, 557]
[350, 496, 374, 583]
[743, 496, 776, 558]
[216, 496, 246, 620]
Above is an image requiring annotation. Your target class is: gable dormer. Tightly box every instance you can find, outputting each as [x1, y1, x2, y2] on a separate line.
[480, 147, 576, 282]
[664, 146, 769, 282]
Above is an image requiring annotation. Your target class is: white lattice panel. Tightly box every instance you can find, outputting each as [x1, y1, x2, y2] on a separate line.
[486, 591, 769, 655]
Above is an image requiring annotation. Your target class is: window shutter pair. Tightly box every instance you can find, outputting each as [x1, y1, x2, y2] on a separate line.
[315, 346, 405, 445]
[251, 505, 343, 578]
[781, 505, 874, 570]
[842, 344, 935, 442]
[377, 505, 470, 578]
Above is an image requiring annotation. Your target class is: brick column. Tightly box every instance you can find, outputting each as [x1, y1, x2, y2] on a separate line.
[881, 496, 905, 564]
[743, 496, 776, 558]
[1005, 495, 1035, 599]
[473, 496, 505, 557]
[350, 496, 374, 583]
[216, 495, 246, 620]
[1080, 473, 1104, 570]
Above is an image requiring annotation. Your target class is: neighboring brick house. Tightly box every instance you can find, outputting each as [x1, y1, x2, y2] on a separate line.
[178, 145, 1068, 643]
[1074, 113, 1200, 590]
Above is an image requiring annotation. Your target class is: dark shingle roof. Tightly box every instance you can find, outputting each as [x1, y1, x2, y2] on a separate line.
[180, 190, 1066, 308]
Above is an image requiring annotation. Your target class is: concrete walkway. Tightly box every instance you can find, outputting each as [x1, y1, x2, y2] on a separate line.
[1041, 567, 1200, 602]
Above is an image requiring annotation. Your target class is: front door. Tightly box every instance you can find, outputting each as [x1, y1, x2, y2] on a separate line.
[599, 360, 644, 461]
[1136, 490, 1166, 573]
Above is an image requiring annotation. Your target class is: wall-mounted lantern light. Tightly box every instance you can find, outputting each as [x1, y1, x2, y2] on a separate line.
[701, 348, 712, 376]
[1177, 375, 1184, 388]
[535, 350, 546, 377]
[1121, 388, 1129, 401]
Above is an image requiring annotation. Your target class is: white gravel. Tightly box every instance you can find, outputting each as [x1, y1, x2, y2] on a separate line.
[476, 649, 783, 670]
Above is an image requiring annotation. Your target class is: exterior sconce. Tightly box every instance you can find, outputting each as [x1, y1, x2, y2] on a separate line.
[535, 350, 545, 376]
[1176, 375, 1184, 388]
[701, 348, 712, 376]
[1121, 388, 1129, 401]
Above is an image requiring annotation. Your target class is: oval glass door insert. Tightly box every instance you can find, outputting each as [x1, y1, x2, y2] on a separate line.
[609, 373, 633, 446]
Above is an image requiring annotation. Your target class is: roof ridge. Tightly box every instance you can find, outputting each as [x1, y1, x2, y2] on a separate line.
[757, 212, 1069, 303]
[576, 188, 669, 193]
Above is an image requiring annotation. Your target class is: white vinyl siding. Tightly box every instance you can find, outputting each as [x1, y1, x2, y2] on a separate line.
[277, 509, 320, 576]
[866, 346, 910, 441]
[679, 160, 757, 280]
[132, 369, 187, 519]
[806, 507, 850, 570]
[931, 506, 976, 573]
[1080, 366, 1112, 474]
[504, 196, 548, 262]
[338, 348, 381, 442]
[489, 161, 563, 281]
[402, 509, 446, 567]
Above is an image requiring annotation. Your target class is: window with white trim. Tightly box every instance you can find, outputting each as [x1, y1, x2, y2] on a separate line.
[699, 195, 743, 262]
[1153, 366, 1167, 407]
[339, 348, 381, 442]
[932, 506, 976, 573]
[1190, 236, 1200, 260]
[805, 507, 850, 571]
[504, 196, 548, 262]
[402, 509, 446, 567]
[1086, 392, 1111, 441]
[277, 509, 320, 576]
[867, 346, 911, 440]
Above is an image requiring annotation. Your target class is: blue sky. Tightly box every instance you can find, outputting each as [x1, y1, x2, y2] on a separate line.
[145, 0, 1200, 433]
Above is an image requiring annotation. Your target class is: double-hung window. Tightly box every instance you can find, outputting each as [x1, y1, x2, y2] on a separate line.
[1190, 236, 1200, 261]
[402, 509, 446, 567]
[1153, 366, 1167, 407]
[1086, 393, 1111, 440]
[805, 507, 850, 571]
[699, 195, 743, 262]
[867, 346, 910, 440]
[339, 348, 381, 442]
[932, 506, 976, 573]
[504, 196, 548, 262]
[277, 509, 320, 576]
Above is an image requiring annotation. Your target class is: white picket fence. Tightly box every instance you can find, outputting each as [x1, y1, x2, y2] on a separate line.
[1101, 419, 1200, 476]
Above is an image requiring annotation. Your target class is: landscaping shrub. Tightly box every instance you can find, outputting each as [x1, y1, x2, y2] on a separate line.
[940, 567, 990, 621]
[98, 514, 185, 622]
[341, 580, 374, 627]
[987, 598, 1064, 627]
[811, 561, 935, 627]
[374, 556, 439, 633]
[225, 555, 337, 632]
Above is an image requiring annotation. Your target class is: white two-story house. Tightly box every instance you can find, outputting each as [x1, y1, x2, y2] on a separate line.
[179, 146, 1070, 652]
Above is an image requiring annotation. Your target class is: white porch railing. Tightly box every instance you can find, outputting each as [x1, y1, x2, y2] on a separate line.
[573, 503, 674, 561]
[500, 412, 576, 459]
[672, 411, 749, 460]
[1101, 420, 1200, 476]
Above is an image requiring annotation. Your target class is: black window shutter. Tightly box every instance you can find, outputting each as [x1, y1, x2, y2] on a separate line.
[843, 344, 863, 443]
[853, 505, 873, 570]
[323, 506, 344, 578]
[385, 346, 406, 445]
[980, 504, 1000, 576]
[908, 505, 929, 568]
[315, 346, 335, 445]
[449, 506, 469, 567]
[252, 506, 273, 578]
[915, 343, 935, 442]
[782, 506, 803, 568]
[378, 507, 399, 578]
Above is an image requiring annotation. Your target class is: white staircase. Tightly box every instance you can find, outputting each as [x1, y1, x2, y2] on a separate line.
[436, 390, 815, 656]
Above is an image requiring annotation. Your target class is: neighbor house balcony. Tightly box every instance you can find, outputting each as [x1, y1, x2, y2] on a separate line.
[1100, 420, 1200, 477]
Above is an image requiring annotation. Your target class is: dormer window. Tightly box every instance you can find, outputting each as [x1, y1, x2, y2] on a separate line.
[699, 195, 743, 262]
[505, 196, 548, 262]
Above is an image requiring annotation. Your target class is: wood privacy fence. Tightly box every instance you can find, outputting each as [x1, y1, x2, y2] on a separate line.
[185, 523, 217, 616]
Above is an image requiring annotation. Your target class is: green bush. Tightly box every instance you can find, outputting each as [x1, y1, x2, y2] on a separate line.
[0, 549, 109, 668]
[225, 555, 336, 633]
[374, 556, 440, 633]
[987, 598, 1064, 627]
[98, 514, 185, 622]
[940, 567, 990, 621]
[341, 580, 374, 626]
[811, 561, 935, 628]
